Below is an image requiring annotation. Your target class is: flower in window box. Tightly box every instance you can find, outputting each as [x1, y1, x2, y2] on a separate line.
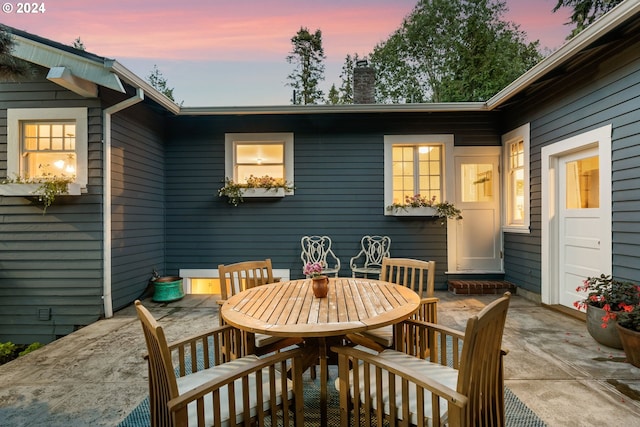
[218, 175, 294, 206]
[386, 194, 462, 223]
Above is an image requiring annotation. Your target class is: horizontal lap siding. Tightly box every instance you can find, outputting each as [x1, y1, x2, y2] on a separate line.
[0, 76, 104, 344]
[503, 38, 640, 291]
[109, 103, 167, 310]
[165, 112, 499, 289]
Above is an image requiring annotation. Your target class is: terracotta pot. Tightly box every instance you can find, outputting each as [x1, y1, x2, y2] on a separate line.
[616, 323, 640, 368]
[312, 276, 329, 298]
[586, 305, 623, 349]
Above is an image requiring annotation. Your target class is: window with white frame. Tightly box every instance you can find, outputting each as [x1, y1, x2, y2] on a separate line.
[384, 134, 454, 212]
[7, 108, 88, 188]
[224, 133, 294, 191]
[502, 123, 530, 232]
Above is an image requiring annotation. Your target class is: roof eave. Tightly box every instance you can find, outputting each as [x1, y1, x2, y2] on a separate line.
[179, 102, 489, 116]
[486, 0, 640, 110]
[11, 32, 125, 93]
[110, 62, 181, 114]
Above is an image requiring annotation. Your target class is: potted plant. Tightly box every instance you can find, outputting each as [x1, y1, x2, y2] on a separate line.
[386, 194, 462, 224]
[0, 174, 79, 214]
[615, 304, 640, 368]
[574, 274, 640, 349]
[218, 175, 294, 206]
[304, 261, 328, 298]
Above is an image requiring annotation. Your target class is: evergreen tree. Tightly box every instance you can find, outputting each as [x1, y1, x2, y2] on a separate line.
[337, 53, 361, 104]
[553, 0, 624, 38]
[146, 65, 176, 102]
[0, 26, 32, 79]
[73, 37, 85, 51]
[286, 27, 326, 105]
[327, 84, 340, 105]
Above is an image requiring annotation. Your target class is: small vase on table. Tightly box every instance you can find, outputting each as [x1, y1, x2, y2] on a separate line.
[312, 275, 329, 298]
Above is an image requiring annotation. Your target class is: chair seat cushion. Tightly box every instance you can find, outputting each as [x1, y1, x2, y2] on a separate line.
[176, 355, 292, 426]
[360, 325, 393, 347]
[335, 349, 458, 425]
[255, 332, 284, 348]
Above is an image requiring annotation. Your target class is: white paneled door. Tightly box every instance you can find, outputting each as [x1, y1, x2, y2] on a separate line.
[452, 150, 502, 272]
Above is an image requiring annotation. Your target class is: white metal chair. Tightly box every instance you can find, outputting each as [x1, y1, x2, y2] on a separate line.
[349, 235, 391, 278]
[300, 235, 341, 277]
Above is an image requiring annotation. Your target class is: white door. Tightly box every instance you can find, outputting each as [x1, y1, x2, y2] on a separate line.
[452, 153, 502, 272]
[558, 149, 605, 307]
[541, 124, 612, 307]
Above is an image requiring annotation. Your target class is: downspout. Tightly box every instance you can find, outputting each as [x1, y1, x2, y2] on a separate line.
[102, 88, 144, 318]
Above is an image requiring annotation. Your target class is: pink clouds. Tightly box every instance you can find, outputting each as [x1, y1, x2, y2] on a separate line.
[2, 0, 415, 61]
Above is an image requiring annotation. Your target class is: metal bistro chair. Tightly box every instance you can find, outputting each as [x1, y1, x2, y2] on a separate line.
[349, 235, 391, 278]
[300, 235, 341, 277]
[349, 257, 438, 351]
[135, 300, 304, 427]
[218, 259, 302, 355]
[333, 292, 511, 427]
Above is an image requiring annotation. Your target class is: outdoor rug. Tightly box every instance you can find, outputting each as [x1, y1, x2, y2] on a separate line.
[118, 366, 546, 427]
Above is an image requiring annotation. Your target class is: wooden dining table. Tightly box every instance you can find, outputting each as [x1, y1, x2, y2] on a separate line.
[220, 277, 421, 427]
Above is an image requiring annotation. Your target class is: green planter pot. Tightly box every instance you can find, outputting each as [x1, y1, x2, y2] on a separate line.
[586, 305, 622, 349]
[152, 276, 184, 302]
[616, 323, 640, 368]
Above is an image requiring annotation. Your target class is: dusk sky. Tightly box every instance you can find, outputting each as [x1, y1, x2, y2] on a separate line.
[1, 0, 573, 106]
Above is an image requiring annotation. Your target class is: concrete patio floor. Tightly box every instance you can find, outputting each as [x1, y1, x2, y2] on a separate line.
[1, 290, 640, 426]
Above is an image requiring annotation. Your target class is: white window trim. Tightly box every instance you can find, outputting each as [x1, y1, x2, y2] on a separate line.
[383, 134, 455, 215]
[7, 107, 88, 190]
[502, 123, 530, 233]
[224, 132, 294, 195]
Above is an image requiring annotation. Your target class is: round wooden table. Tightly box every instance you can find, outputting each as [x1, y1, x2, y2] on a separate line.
[221, 277, 420, 427]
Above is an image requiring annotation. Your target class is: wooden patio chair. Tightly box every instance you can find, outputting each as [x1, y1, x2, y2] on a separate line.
[135, 300, 304, 427]
[350, 257, 438, 350]
[332, 292, 511, 427]
[349, 235, 391, 278]
[218, 259, 302, 355]
[301, 235, 341, 277]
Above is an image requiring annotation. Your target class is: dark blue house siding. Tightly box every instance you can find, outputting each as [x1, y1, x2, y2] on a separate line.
[502, 38, 640, 292]
[109, 99, 168, 310]
[0, 74, 104, 344]
[164, 112, 500, 289]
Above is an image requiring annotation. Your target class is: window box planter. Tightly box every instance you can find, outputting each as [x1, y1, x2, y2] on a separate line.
[241, 188, 286, 198]
[0, 182, 81, 196]
[386, 206, 438, 217]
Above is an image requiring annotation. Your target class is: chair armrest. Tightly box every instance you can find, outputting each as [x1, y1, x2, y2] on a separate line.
[167, 347, 305, 423]
[349, 250, 366, 269]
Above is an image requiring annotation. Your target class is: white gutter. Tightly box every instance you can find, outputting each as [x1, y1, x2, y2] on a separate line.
[487, 0, 640, 109]
[180, 102, 488, 116]
[102, 88, 144, 318]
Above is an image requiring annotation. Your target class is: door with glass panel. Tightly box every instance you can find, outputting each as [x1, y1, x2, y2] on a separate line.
[454, 154, 502, 272]
[558, 149, 603, 307]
